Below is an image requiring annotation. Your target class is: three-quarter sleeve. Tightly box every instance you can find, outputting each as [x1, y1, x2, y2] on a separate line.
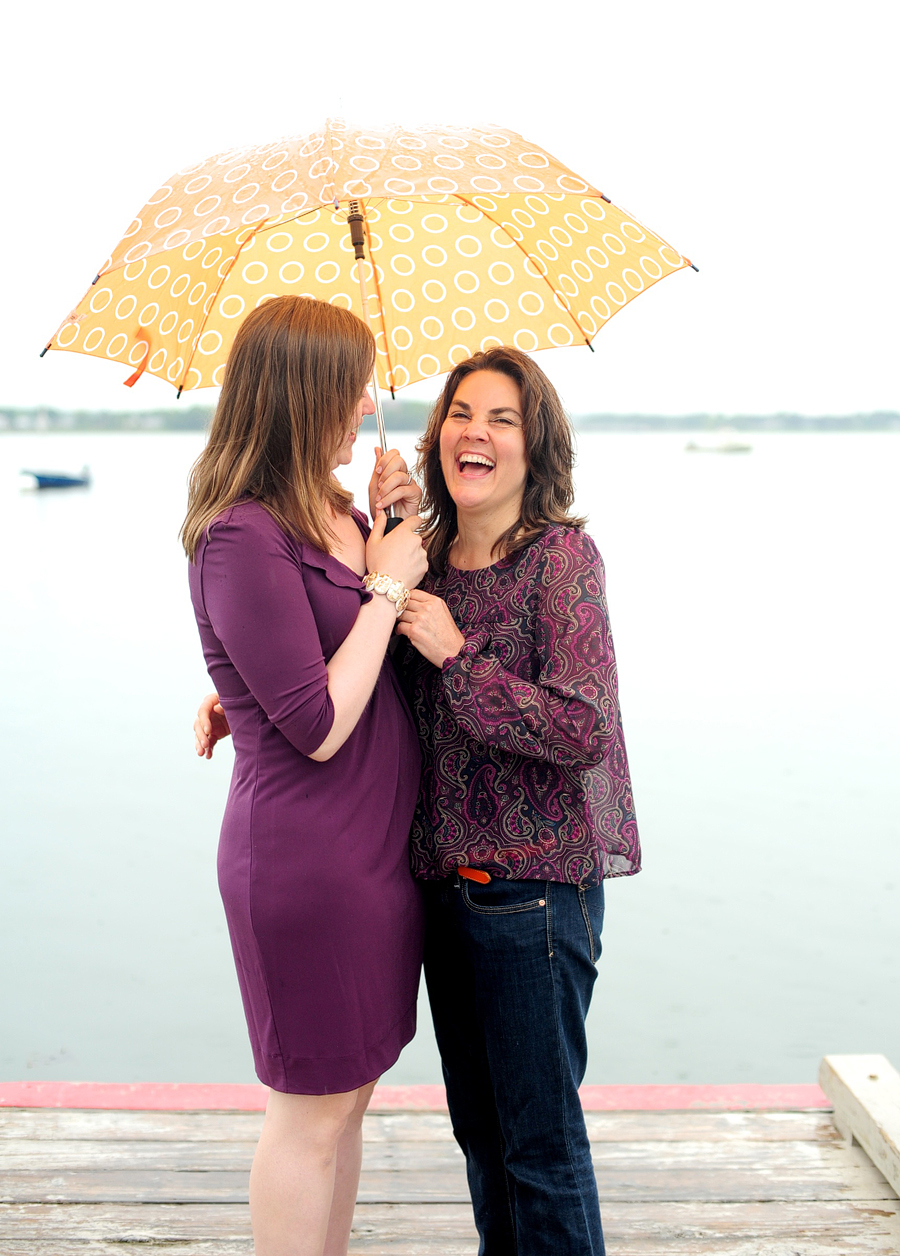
[439, 530, 620, 766]
[196, 510, 335, 757]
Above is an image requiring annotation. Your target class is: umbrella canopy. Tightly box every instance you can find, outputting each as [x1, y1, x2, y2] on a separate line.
[45, 120, 694, 395]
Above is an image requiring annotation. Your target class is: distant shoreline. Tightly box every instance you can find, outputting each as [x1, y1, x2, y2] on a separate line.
[2, 404, 898, 434]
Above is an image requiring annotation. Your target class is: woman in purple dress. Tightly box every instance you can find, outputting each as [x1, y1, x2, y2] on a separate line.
[182, 295, 428, 1256]
[392, 347, 640, 1256]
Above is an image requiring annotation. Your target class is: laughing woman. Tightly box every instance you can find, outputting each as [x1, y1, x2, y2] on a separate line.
[393, 347, 640, 1256]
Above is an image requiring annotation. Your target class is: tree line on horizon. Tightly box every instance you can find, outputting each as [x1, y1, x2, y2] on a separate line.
[2, 403, 898, 434]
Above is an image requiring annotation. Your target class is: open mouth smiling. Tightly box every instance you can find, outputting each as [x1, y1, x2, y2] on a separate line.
[457, 452, 496, 477]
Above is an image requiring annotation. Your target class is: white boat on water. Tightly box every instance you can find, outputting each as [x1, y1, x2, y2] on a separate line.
[685, 436, 752, 454]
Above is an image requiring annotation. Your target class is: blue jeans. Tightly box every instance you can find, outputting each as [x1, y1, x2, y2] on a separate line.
[423, 875, 606, 1256]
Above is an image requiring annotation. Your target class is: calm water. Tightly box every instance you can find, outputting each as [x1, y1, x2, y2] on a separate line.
[1, 430, 898, 1085]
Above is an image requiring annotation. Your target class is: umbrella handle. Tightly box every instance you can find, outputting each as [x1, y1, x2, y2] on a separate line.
[384, 516, 403, 534]
[348, 202, 397, 522]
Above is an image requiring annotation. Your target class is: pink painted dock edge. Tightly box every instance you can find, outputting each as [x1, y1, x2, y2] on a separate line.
[0, 1081, 830, 1112]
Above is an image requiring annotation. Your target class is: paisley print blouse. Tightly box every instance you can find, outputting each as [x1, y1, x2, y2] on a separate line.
[398, 525, 641, 886]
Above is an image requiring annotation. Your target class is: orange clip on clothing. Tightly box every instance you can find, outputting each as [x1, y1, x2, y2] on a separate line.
[458, 866, 491, 885]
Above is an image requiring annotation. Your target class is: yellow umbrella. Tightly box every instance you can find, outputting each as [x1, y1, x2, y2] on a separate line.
[44, 119, 695, 407]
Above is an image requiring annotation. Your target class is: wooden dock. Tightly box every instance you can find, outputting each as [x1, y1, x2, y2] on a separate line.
[1, 1075, 899, 1254]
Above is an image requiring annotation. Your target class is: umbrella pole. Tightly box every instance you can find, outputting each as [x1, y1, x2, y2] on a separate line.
[347, 201, 401, 531]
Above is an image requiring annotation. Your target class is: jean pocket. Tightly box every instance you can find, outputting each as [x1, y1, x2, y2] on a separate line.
[460, 879, 548, 915]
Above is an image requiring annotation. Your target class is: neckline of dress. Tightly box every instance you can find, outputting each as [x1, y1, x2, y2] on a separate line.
[324, 507, 368, 581]
[448, 524, 552, 575]
[447, 556, 510, 575]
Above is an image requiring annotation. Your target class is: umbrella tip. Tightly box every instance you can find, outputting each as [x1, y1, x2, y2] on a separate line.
[690, 262, 699, 272]
[39, 342, 52, 358]
[91, 273, 100, 286]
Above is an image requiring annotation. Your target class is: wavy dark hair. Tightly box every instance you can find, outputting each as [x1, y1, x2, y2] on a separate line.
[181, 296, 374, 560]
[416, 347, 586, 573]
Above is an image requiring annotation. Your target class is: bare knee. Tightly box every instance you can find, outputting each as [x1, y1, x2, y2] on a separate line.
[262, 1087, 370, 1162]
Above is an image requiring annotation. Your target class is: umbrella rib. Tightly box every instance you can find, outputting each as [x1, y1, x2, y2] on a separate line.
[453, 194, 595, 349]
[177, 220, 270, 397]
[256, 205, 334, 233]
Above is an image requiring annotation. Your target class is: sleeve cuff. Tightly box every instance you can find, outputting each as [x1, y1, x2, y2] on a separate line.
[441, 629, 493, 680]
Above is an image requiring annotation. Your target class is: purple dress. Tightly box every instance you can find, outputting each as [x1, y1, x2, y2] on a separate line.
[189, 500, 423, 1094]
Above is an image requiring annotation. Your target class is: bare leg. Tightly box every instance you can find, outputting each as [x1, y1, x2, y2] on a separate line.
[323, 1080, 377, 1256]
[249, 1086, 365, 1256]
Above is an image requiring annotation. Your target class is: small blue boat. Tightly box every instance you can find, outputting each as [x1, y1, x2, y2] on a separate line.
[21, 467, 91, 490]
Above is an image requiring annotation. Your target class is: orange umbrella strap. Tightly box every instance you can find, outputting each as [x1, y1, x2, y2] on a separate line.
[123, 329, 151, 388]
[176, 220, 270, 398]
[454, 194, 595, 350]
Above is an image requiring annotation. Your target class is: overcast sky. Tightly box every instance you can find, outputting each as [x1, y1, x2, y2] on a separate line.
[3, 0, 897, 417]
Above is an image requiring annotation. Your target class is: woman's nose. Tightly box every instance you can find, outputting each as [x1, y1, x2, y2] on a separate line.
[363, 390, 376, 416]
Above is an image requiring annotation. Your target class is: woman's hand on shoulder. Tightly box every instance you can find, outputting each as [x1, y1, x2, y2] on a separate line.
[365, 508, 429, 592]
[395, 590, 465, 667]
[368, 446, 422, 520]
[194, 692, 231, 758]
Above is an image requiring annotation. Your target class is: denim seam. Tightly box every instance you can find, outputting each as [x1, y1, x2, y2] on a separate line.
[500, 1128, 518, 1256]
[546, 880, 553, 957]
[578, 888, 595, 963]
[546, 881, 598, 1251]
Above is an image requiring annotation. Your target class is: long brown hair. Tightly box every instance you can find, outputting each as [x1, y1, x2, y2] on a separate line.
[181, 296, 374, 559]
[416, 347, 586, 573]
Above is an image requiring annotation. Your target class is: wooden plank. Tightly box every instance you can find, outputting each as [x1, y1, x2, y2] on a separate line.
[371, 1110, 842, 1146]
[0, 1106, 840, 1145]
[584, 1110, 842, 1143]
[0, 1245, 252, 1255]
[352, 1200, 900, 1254]
[1, 1201, 898, 1254]
[0, 1169, 468, 1205]
[351, 1200, 900, 1255]
[0, 1134, 868, 1175]
[1, 1140, 893, 1204]
[0, 1201, 254, 1240]
[0, 1138, 463, 1173]
[0, 1139, 259, 1170]
[0, 1109, 267, 1142]
[819, 1055, 900, 1196]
